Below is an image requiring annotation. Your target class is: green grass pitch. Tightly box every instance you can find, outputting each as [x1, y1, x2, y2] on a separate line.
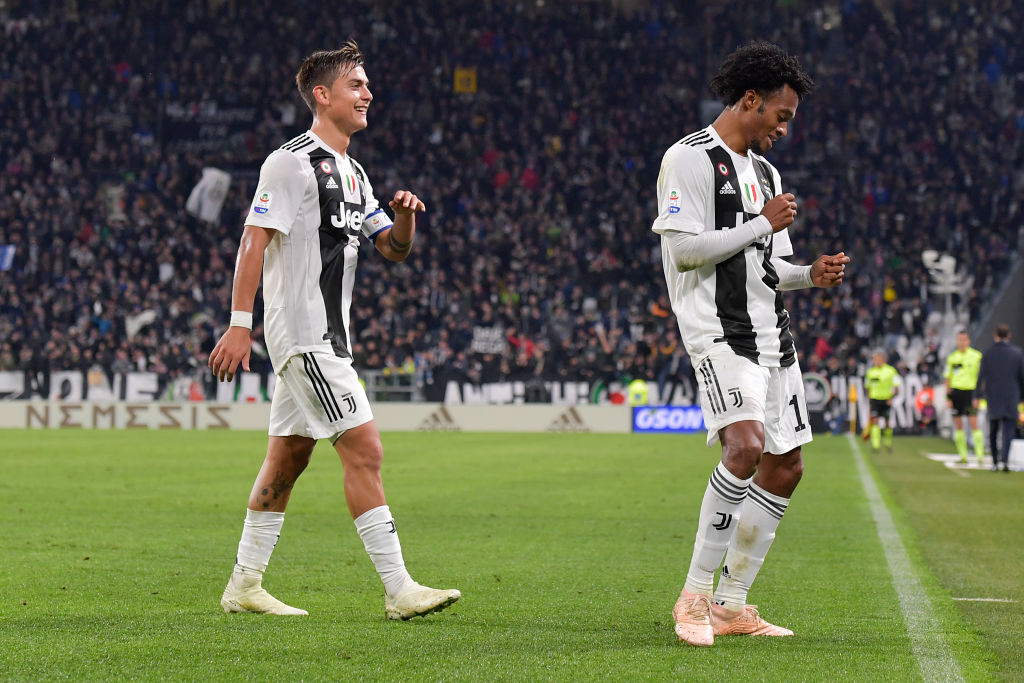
[1, 429, 1021, 680]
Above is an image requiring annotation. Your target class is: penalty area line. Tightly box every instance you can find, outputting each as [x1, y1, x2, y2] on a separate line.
[952, 598, 1018, 603]
[848, 434, 964, 683]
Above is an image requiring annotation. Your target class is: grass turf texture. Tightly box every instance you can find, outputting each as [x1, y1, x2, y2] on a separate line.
[866, 436, 1024, 682]
[0, 430, 1015, 681]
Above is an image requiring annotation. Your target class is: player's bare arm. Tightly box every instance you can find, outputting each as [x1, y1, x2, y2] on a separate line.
[375, 190, 424, 262]
[760, 193, 797, 232]
[809, 252, 850, 288]
[208, 224, 275, 382]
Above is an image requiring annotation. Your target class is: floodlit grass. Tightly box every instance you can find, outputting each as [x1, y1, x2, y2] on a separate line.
[0, 428, 1016, 680]
[868, 435, 1024, 682]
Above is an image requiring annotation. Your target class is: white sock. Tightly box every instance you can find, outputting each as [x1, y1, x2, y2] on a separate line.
[234, 509, 285, 577]
[354, 505, 413, 597]
[683, 462, 751, 595]
[713, 483, 789, 611]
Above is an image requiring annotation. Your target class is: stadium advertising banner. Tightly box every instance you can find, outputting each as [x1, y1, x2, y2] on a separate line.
[0, 402, 632, 433]
[632, 406, 706, 434]
[0, 370, 947, 434]
[2, 402, 267, 430]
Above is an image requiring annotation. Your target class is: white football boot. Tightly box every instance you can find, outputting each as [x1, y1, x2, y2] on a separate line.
[220, 571, 308, 616]
[384, 581, 461, 620]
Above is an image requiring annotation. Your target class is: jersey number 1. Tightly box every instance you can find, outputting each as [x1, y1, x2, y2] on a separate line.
[789, 394, 807, 432]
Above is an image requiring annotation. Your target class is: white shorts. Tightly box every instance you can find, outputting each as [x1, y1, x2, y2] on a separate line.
[693, 345, 813, 454]
[269, 352, 374, 441]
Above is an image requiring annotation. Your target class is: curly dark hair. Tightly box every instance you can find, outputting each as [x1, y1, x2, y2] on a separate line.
[710, 41, 815, 106]
[295, 41, 365, 113]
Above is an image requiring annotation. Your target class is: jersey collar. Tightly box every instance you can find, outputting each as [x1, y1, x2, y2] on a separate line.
[306, 129, 348, 161]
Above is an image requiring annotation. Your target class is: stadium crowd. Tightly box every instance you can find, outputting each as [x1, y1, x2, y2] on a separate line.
[1, 0, 1022, 400]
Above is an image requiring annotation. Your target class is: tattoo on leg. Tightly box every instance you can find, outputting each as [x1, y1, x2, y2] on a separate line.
[255, 472, 295, 508]
[268, 470, 294, 500]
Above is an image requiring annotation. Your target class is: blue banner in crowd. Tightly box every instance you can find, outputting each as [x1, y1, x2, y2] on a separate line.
[0, 245, 14, 271]
[632, 406, 706, 433]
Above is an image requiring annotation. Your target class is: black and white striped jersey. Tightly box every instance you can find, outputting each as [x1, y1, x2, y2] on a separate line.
[245, 130, 393, 372]
[652, 125, 797, 367]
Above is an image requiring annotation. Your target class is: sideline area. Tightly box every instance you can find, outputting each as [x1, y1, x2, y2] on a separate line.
[848, 434, 964, 683]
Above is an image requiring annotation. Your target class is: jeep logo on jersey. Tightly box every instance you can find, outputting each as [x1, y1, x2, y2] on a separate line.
[332, 204, 363, 231]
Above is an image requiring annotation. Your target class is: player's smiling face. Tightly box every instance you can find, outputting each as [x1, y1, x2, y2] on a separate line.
[321, 65, 372, 135]
[747, 84, 799, 155]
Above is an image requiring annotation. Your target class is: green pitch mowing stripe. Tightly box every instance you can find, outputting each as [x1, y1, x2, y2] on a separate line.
[848, 434, 962, 682]
[0, 430, 993, 680]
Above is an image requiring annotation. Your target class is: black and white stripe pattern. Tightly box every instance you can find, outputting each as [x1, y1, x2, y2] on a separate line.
[680, 130, 713, 147]
[698, 357, 727, 416]
[747, 483, 788, 520]
[752, 158, 796, 367]
[307, 148, 364, 360]
[709, 465, 749, 505]
[281, 134, 313, 152]
[302, 353, 343, 422]
[657, 127, 800, 370]
[706, 146, 760, 363]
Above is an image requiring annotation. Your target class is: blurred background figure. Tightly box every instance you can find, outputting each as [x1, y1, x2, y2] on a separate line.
[977, 325, 1024, 472]
[862, 351, 900, 453]
[943, 330, 984, 465]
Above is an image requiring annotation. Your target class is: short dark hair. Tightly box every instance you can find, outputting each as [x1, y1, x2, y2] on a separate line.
[995, 324, 1011, 340]
[710, 41, 815, 106]
[295, 41, 365, 113]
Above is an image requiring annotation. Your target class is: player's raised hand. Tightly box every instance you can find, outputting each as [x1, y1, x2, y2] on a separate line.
[810, 252, 850, 288]
[761, 193, 798, 232]
[389, 190, 425, 215]
[208, 327, 252, 382]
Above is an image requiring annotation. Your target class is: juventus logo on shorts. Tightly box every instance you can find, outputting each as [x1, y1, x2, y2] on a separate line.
[728, 387, 743, 408]
[712, 512, 733, 531]
[341, 392, 357, 414]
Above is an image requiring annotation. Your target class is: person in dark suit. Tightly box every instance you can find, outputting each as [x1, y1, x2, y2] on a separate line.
[976, 324, 1024, 471]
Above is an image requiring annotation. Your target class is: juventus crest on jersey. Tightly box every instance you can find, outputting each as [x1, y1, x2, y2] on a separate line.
[652, 126, 797, 368]
[244, 130, 393, 372]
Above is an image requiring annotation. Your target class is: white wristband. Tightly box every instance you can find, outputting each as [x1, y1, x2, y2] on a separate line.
[229, 311, 253, 329]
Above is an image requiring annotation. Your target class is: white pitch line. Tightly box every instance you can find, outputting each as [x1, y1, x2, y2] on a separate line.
[952, 598, 1018, 603]
[848, 434, 964, 682]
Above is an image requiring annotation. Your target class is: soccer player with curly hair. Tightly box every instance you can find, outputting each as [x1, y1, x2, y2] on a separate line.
[652, 41, 849, 646]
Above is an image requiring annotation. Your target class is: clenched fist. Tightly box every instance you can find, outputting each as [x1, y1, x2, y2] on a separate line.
[761, 193, 797, 233]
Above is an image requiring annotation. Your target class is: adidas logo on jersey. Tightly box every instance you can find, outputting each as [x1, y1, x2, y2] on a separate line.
[719, 181, 736, 195]
[325, 176, 339, 189]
